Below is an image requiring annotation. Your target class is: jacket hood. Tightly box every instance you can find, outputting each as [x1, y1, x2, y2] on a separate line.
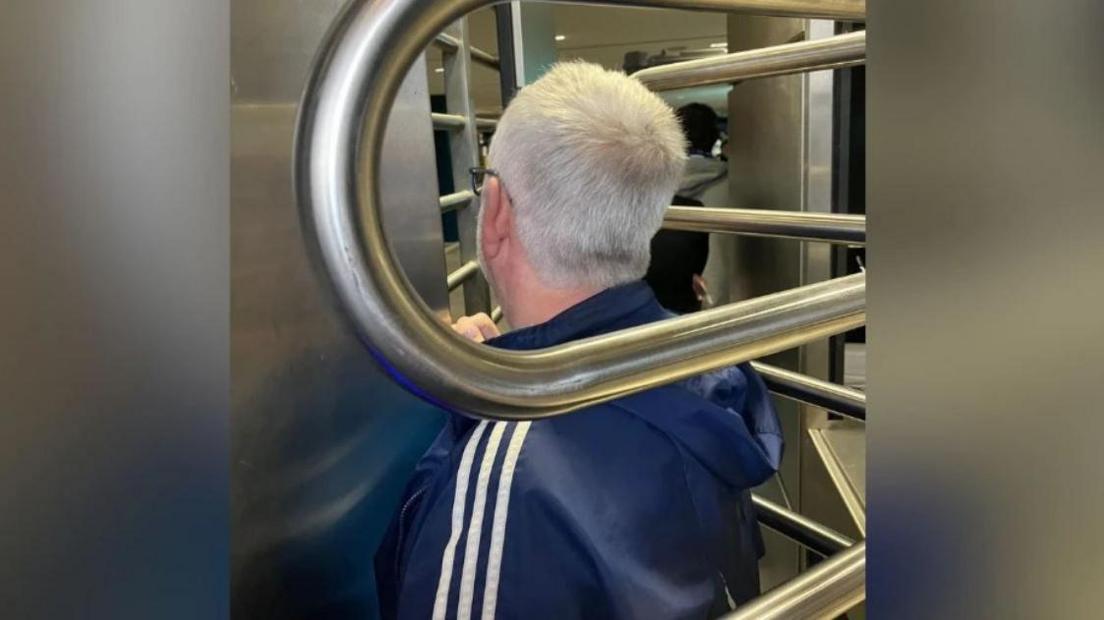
[678, 156, 728, 201]
[487, 282, 782, 490]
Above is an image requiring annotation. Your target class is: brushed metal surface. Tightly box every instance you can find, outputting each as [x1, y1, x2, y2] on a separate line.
[232, 2, 450, 616]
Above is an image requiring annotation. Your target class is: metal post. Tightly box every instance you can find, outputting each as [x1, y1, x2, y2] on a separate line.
[442, 20, 492, 315]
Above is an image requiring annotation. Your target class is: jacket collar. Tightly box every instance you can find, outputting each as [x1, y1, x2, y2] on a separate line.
[487, 281, 663, 351]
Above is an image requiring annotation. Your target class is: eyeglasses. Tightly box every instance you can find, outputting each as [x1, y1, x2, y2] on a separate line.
[469, 167, 500, 196]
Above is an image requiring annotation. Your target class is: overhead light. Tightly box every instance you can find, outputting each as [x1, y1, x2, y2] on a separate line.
[709, 42, 727, 48]
[434, 67, 444, 73]
[554, 34, 566, 42]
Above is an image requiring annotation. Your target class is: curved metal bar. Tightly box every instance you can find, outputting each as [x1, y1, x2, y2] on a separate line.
[447, 259, 480, 291]
[295, 0, 866, 420]
[752, 362, 866, 421]
[439, 190, 475, 212]
[664, 206, 865, 245]
[431, 112, 467, 130]
[752, 494, 854, 557]
[724, 542, 865, 619]
[635, 30, 865, 92]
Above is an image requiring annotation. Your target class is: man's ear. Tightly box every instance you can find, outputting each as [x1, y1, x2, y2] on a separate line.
[480, 176, 512, 260]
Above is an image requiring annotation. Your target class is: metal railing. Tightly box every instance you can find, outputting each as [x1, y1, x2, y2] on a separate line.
[295, 0, 868, 420]
[635, 30, 865, 91]
[664, 206, 865, 245]
[447, 259, 480, 291]
[433, 113, 500, 132]
[725, 542, 865, 620]
[752, 362, 866, 421]
[752, 494, 854, 557]
[439, 190, 475, 212]
[430, 112, 467, 130]
[434, 32, 500, 70]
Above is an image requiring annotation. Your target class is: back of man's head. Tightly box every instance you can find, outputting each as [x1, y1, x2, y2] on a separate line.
[487, 61, 686, 290]
[675, 103, 720, 154]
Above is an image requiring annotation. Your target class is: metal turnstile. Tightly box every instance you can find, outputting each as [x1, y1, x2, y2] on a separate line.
[295, 0, 868, 617]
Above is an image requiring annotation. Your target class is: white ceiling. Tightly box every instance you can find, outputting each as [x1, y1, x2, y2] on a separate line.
[426, 5, 731, 115]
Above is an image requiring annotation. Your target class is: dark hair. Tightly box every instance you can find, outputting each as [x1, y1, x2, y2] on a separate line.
[676, 103, 720, 154]
[644, 195, 710, 314]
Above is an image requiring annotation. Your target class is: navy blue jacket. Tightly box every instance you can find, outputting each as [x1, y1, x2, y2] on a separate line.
[376, 282, 783, 619]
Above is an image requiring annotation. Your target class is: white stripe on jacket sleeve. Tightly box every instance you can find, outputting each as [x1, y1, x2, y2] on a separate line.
[456, 422, 507, 620]
[431, 421, 489, 620]
[480, 421, 532, 620]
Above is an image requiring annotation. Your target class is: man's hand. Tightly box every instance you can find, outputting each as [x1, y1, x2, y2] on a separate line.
[451, 313, 500, 343]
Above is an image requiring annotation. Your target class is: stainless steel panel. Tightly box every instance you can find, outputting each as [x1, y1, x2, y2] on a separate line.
[806, 422, 867, 537]
[231, 1, 449, 616]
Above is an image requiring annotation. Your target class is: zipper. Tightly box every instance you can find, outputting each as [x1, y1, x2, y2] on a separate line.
[394, 485, 429, 587]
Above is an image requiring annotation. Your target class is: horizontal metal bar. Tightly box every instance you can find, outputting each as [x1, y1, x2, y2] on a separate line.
[490, 306, 503, 323]
[752, 494, 854, 557]
[635, 30, 865, 92]
[475, 117, 498, 130]
[587, 0, 865, 20]
[433, 32, 500, 71]
[724, 542, 865, 620]
[752, 362, 866, 421]
[431, 112, 467, 130]
[438, 190, 475, 212]
[296, 0, 868, 421]
[446, 260, 480, 291]
[664, 206, 864, 245]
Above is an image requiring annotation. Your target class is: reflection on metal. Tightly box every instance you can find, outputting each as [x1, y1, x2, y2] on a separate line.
[447, 259, 480, 291]
[439, 190, 475, 212]
[490, 306, 503, 323]
[295, 0, 867, 417]
[434, 32, 500, 70]
[634, 31, 865, 92]
[724, 542, 865, 620]
[752, 494, 854, 557]
[431, 112, 467, 130]
[475, 117, 498, 130]
[809, 425, 866, 536]
[664, 206, 864, 245]
[752, 362, 866, 421]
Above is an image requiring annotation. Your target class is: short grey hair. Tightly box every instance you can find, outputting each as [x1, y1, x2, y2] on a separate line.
[485, 61, 686, 290]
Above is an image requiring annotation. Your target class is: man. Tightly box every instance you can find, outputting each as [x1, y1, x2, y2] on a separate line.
[674, 102, 727, 205]
[671, 102, 744, 307]
[376, 62, 782, 619]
